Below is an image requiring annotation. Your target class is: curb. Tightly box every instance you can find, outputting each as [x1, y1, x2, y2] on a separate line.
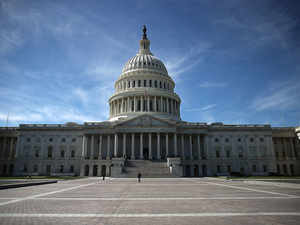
[0, 180, 58, 190]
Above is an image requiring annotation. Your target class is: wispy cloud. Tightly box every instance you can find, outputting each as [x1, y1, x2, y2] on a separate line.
[164, 42, 212, 79]
[198, 81, 228, 88]
[184, 104, 216, 112]
[251, 80, 300, 111]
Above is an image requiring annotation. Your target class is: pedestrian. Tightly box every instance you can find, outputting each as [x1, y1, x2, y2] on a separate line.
[137, 172, 142, 183]
[102, 174, 105, 181]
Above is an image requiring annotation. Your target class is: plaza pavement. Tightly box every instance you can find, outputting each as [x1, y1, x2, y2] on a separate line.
[0, 177, 299, 225]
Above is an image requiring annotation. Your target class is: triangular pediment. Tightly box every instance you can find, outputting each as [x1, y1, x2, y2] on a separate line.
[114, 114, 176, 128]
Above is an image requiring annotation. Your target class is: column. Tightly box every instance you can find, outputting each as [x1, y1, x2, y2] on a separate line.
[157, 133, 161, 159]
[123, 133, 126, 157]
[167, 98, 170, 113]
[15, 136, 21, 158]
[133, 96, 136, 112]
[141, 96, 144, 112]
[181, 135, 185, 159]
[154, 96, 157, 112]
[98, 135, 102, 159]
[189, 135, 193, 160]
[2, 137, 7, 159]
[197, 135, 201, 159]
[114, 133, 118, 157]
[9, 138, 14, 159]
[290, 138, 296, 158]
[149, 133, 152, 159]
[127, 97, 130, 112]
[82, 135, 87, 158]
[107, 135, 111, 159]
[121, 98, 124, 113]
[131, 133, 135, 159]
[166, 133, 169, 157]
[174, 133, 178, 156]
[161, 96, 163, 112]
[140, 133, 143, 159]
[90, 135, 95, 159]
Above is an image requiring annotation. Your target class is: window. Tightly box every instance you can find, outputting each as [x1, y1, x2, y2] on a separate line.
[163, 82, 166, 89]
[48, 146, 53, 158]
[33, 165, 38, 173]
[283, 164, 287, 174]
[226, 150, 230, 158]
[277, 164, 281, 174]
[215, 138, 219, 143]
[49, 138, 53, 142]
[149, 80, 152, 87]
[60, 150, 65, 158]
[27, 138, 31, 143]
[61, 138, 66, 143]
[36, 137, 41, 143]
[252, 165, 257, 172]
[238, 138, 241, 142]
[273, 139, 276, 144]
[133, 80, 135, 87]
[263, 165, 267, 172]
[138, 80, 141, 87]
[217, 165, 221, 173]
[154, 80, 157, 88]
[35, 149, 39, 158]
[225, 138, 229, 143]
[144, 80, 146, 87]
[160, 81, 162, 88]
[70, 165, 74, 173]
[72, 138, 76, 143]
[60, 165, 64, 173]
[227, 165, 231, 173]
[71, 150, 75, 158]
[128, 81, 130, 88]
[216, 150, 220, 158]
[250, 138, 254, 142]
[260, 138, 264, 142]
[23, 164, 28, 172]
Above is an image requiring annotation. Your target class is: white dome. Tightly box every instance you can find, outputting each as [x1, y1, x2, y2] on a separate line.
[122, 54, 168, 76]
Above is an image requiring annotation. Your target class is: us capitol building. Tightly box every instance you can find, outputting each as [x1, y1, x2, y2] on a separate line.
[1, 26, 300, 177]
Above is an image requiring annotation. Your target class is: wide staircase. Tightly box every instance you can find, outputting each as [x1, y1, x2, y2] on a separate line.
[121, 160, 176, 178]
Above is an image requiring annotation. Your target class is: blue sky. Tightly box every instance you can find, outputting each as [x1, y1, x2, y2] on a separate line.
[0, 0, 299, 127]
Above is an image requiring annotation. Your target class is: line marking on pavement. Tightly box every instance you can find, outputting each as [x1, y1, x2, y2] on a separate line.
[0, 212, 299, 218]
[200, 181, 298, 198]
[34, 196, 300, 201]
[0, 182, 97, 207]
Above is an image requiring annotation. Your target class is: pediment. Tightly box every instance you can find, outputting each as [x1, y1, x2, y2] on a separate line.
[114, 115, 175, 128]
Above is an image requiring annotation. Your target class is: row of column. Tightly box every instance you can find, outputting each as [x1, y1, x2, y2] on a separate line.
[82, 133, 206, 160]
[109, 96, 180, 117]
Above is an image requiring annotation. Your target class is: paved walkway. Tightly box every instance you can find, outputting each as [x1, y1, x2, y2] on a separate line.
[0, 177, 299, 224]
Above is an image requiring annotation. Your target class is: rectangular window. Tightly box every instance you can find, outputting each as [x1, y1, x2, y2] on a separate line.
[226, 150, 230, 158]
[227, 165, 231, 173]
[263, 165, 267, 172]
[216, 151, 220, 158]
[138, 80, 141, 87]
[252, 165, 256, 172]
[149, 80, 152, 87]
[144, 80, 146, 87]
[217, 165, 221, 173]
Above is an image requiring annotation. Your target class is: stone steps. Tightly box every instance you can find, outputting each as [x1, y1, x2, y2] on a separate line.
[120, 160, 175, 178]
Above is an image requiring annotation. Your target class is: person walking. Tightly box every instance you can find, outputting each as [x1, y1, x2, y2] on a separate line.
[137, 172, 142, 183]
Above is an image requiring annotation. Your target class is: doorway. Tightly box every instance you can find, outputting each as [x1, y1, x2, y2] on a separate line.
[93, 165, 98, 176]
[143, 148, 149, 160]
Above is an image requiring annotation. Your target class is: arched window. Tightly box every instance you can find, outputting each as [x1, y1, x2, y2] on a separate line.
[163, 82, 166, 89]
[71, 150, 75, 158]
[160, 81, 162, 88]
[144, 80, 146, 87]
[133, 80, 135, 87]
[128, 81, 130, 88]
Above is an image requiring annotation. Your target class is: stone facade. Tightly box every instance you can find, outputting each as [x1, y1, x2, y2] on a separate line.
[0, 27, 300, 177]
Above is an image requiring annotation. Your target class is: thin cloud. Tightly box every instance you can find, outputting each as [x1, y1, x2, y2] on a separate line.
[251, 80, 300, 111]
[199, 81, 228, 88]
[184, 104, 216, 112]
